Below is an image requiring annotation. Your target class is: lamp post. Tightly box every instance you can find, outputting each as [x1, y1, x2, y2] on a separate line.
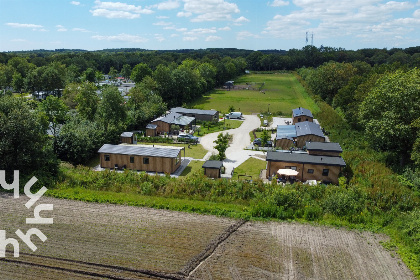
[268, 103, 270, 113]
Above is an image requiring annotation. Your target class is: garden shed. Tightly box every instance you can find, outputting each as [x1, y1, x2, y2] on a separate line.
[202, 160, 224, 179]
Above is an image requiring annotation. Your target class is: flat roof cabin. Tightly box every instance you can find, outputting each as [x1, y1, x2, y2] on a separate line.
[98, 144, 182, 174]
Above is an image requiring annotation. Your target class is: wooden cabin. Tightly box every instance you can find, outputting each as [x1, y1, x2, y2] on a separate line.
[292, 107, 313, 124]
[266, 151, 345, 185]
[275, 125, 296, 149]
[145, 124, 157, 137]
[306, 142, 342, 157]
[120, 132, 136, 144]
[295, 121, 325, 148]
[149, 112, 195, 134]
[202, 160, 223, 179]
[98, 144, 182, 174]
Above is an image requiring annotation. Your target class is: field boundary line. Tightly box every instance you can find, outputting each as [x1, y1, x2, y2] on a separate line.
[3, 250, 185, 280]
[180, 219, 247, 277]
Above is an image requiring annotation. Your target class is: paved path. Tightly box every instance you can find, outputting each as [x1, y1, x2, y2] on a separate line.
[200, 116, 265, 177]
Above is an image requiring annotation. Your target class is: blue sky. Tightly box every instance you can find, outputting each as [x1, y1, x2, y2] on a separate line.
[1, 0, 420, 52]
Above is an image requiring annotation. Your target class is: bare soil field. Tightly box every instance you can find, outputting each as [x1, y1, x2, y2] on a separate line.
[0, 194, 415, 280]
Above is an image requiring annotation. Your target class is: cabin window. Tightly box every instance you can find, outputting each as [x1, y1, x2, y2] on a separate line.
[143, 157, 149, 164]
[104, 155, 110, 161]
[297, 118, 301, 122]
[322, 169, 329, 176]
[307, 169, 314, 174]
[130, 156, 134, 163]
[176, 155, 180, 165]
[286, 166, 297, 171]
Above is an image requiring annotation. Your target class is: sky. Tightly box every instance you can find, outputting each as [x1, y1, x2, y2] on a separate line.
[1, 0, 420, 52]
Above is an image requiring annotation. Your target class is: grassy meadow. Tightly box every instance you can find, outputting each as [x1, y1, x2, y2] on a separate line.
[190, 73, 320, 116]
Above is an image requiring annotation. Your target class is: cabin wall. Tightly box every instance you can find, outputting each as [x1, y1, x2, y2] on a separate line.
[292, 116, 313, 125]
[296, 135, 325, 148]
[99, 152, 180, 174]
[204, 168, 220, 179]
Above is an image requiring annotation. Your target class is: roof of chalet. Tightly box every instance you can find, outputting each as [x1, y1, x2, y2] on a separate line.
[202, 160, 224, 169]
[120, 132, 133, 137]
[98, 144, 181, 158]
[276, 125, 297, 140]
[292, 107, 313, 118]
[146, 124, 157, 129]
[306, 142, 343, 153]
[266, 151, 346, 167]
[295, 121, 325, 138]
[171, 107, 218, 116]
[152, 112, 195, 126]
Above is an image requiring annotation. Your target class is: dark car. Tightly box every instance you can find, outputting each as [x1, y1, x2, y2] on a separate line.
[178, 134, 199, 143]
[253, 138, 272, 147]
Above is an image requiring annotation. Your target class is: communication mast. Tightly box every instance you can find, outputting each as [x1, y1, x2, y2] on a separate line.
[306, 31, 314, 46]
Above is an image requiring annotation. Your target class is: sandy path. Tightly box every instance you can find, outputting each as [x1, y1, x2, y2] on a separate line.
[200, 115, 264, 175]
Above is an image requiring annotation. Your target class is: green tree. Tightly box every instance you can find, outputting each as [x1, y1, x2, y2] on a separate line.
[82, 67, 96, 82]
[55, 114, 104, 165]
[121, 64, 132, 80]
[359, 68, 420, 164]
[131, 63, 152, 83]
[37, 95, 69, 137]
[214, 132, 231, 161]
[261, 129, 270, 148]
[11, 72, 24, 93]
[75, 82, 99, 121]
[0, 95, 58, 179]
[96, 86, 127, 141]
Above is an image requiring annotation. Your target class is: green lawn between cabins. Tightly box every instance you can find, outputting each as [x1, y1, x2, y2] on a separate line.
[189, 73, 320, 116]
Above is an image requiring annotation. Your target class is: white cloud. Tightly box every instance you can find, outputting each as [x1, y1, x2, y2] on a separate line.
[206, 35, 222, 41]
[72, 27, 90, 32]
[92, 33, 148, 43]
[90, 0, 153, 19]
[156, 16, 169, 19]
[70, 1, 80, 5]
[269, 0, 289, 7]
[414, 9, 420, 18]
[170, 33, 179, 37]
[263, 0, 419, 41]
[181, 0, 240, 22]
[184, 27, 217, 36]
[236, 31, 260, 40]
[155, 34, 165, 42]
[151, 0, 180, 10]
[177, 11, 192, 17]
[183, 36, 198, 41]
[218, 26, 231, 31]
[56, 25, 68, 32]
[176, 27, 188, 32]
[234, 16, 249, 25]
[6, 23, 43, 29]
[153, 21, 173, 26]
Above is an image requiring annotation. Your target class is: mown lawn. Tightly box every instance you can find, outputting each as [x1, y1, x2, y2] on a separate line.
[189, 73, 319, 116]
[180, 160, 205, 176]
[232, 157, 267, 181]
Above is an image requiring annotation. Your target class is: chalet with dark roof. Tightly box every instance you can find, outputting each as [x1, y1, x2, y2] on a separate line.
[292, 107, 313, 124]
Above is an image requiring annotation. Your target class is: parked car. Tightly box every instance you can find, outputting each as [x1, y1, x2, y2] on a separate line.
[253, 138, 273, 147]
[225, 112, 242, 119]
[178, 134, 199, 143]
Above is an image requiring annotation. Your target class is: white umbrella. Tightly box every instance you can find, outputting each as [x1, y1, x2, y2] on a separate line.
[277, 169, 299, 176]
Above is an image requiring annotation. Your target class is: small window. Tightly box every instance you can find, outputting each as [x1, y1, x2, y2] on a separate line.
[286, 166, 297, 171]
[104, 155, 110, 161]
[143, 157, 149, 164]
[307, 169, 314, 174]
[322, 169, 329, 176]
[298, 118, 301, 122]
[130, 156, 134, 163]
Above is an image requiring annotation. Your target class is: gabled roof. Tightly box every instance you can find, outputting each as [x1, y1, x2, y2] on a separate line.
[152, 112, 195, 126]
[266, 151, 346, 167]
[295, 121, 325, 138]
[306, 142, 342, 153]
[98, 144, 181, 158]
[171, 107, 218, 116]
[292, 107, 313, 118]
[120, 132, 133, 137]
[276, 125, 297, 140]
[146, 124, 157, 129]
[202, 160, 224, 169]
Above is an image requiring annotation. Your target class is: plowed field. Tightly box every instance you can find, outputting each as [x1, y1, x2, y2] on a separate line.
[0, 194, 415, 280]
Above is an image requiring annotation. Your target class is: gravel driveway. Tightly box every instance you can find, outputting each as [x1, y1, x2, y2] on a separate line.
[200, 115, 265, 176]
